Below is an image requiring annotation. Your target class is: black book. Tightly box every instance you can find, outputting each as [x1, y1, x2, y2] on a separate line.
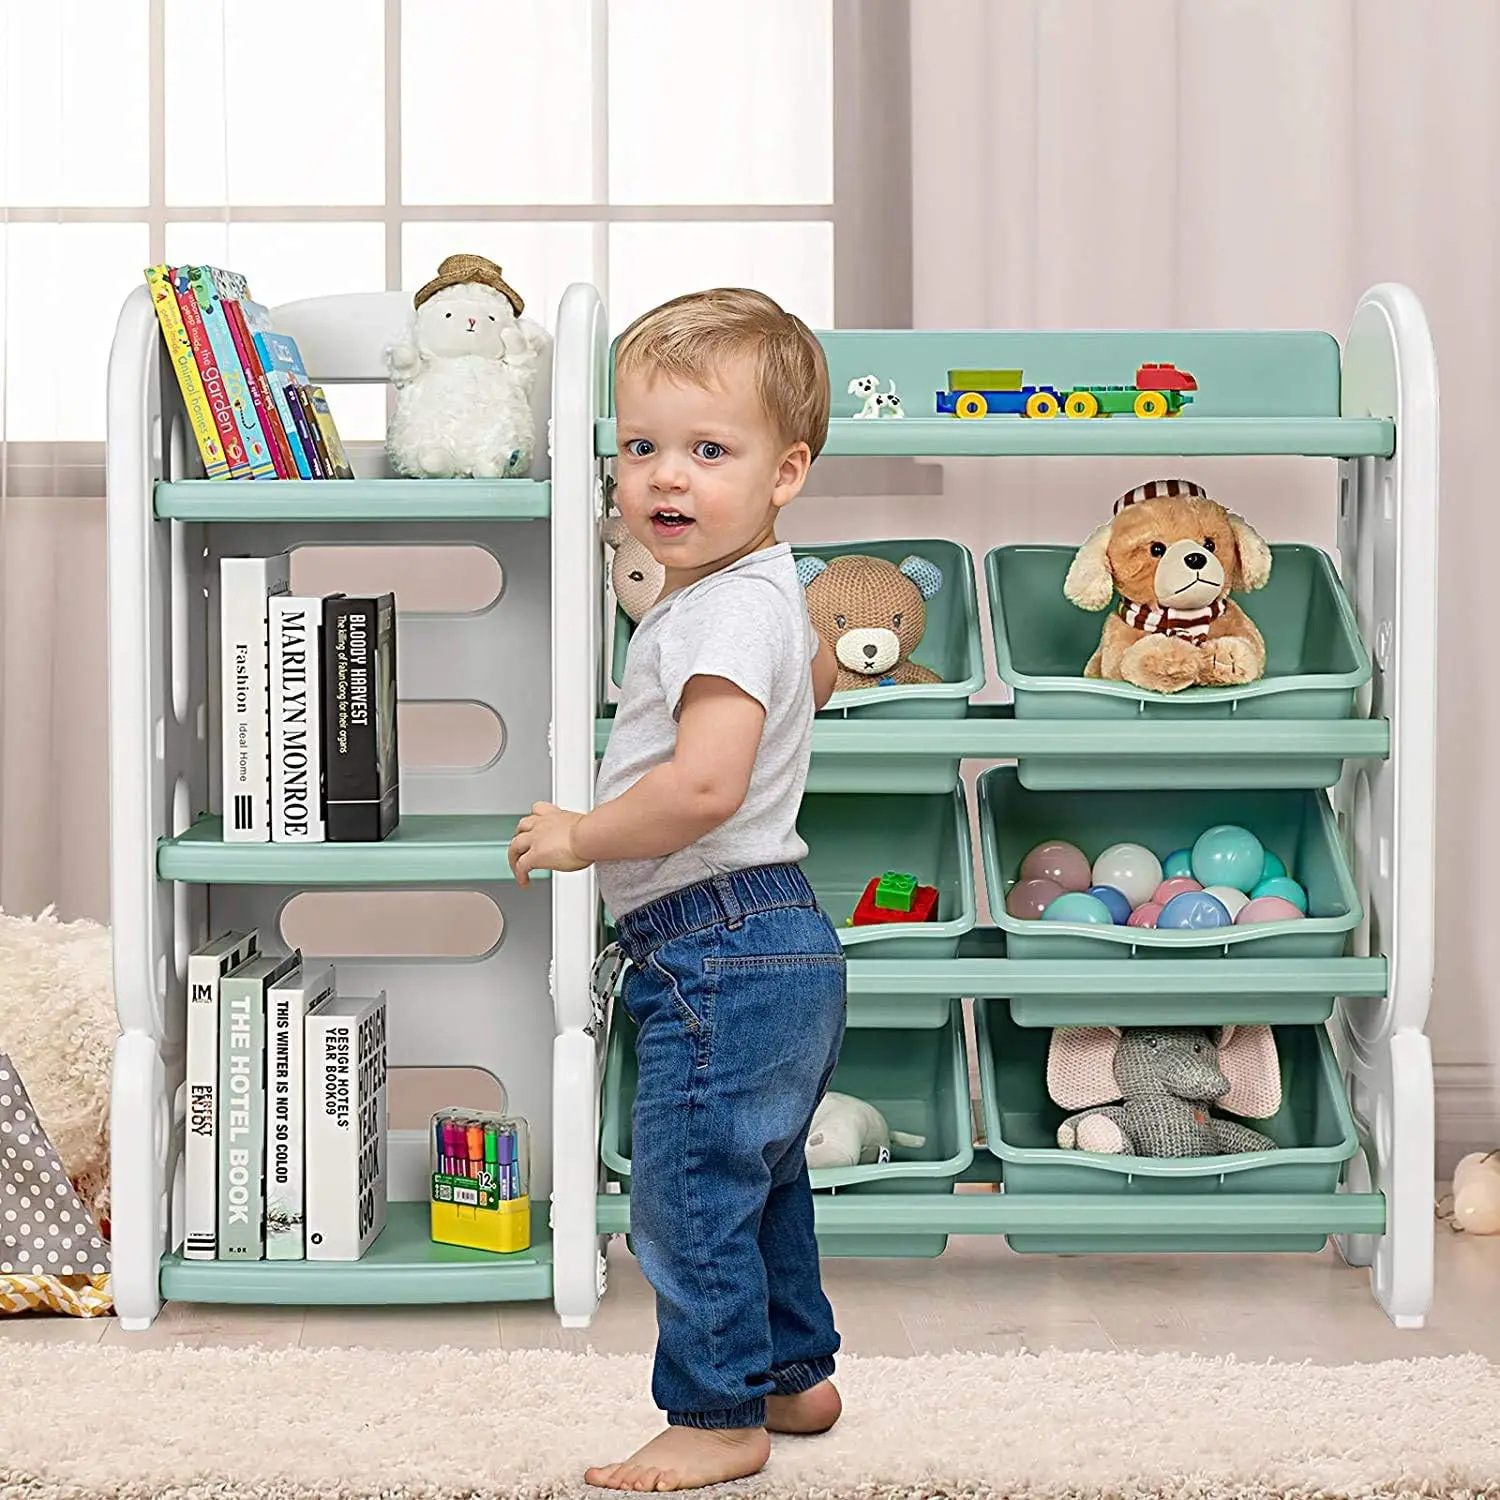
[322, 594, 399, 841]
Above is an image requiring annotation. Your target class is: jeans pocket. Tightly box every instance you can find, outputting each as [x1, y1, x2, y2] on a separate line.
[643, 944, 717, 1066]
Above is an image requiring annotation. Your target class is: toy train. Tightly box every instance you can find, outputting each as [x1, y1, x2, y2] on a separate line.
[936, 362, 1197, 419]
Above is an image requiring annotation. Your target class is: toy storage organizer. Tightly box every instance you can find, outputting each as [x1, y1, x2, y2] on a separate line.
[105, 281, 1437, 1334]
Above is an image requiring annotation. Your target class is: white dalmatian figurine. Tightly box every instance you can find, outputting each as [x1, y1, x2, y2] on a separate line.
[873, 383, 904, 418]
[848, 374, 882, 419]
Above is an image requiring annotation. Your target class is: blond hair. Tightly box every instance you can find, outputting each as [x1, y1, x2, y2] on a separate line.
[614, 287, 831, 460]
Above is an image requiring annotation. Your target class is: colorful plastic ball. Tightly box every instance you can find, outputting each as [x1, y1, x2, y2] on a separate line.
[1041, 891, 1116, 925]
[1006, 877, 1066, 921]
[1157, 890, 1233, 930]
[1235, 895, 1306, 925]
[1250, 875, 1309, 914]
[1085, 884, 1133, 924]
[1126, 901, 1163, 929]
[1089, 843, 1163, 909]
[1201, 884, 1251, 921]
[1162, 848, 1195, 879]
[1260, 849, 1288, 882]
[1191, 824, 1266, 894]
[1019, 840, 1093, 893]
[1154, 876, 1203, 905]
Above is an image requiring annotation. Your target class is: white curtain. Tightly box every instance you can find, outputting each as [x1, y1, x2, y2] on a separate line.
[907, 0, 1500, 1147]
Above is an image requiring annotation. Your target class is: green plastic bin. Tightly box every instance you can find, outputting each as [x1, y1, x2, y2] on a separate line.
[985, 543, 1372, 789]
[979, 767, 1361, 962]
[803, 787, 977, 958]
[601, 1001, 974, 1257]
[610, 539, 984, 793]
[975, 1000, 1359, 1252]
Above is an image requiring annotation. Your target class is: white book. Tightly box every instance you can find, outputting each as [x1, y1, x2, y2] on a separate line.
[305, 992, 388, 1261]
[220, 553, 291, 842]
[182, 930, 259, 1260]
[265, 961, 336, 1260]
[270, 594, 326, 842]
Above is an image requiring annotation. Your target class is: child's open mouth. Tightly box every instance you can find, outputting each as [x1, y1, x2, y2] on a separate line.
[650, 508, 694, 536]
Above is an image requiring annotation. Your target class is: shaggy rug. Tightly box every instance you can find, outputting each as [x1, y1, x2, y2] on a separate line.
[3, 1343, 1499, 1499]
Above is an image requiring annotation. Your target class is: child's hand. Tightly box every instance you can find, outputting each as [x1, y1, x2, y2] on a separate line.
[509, 801, 590, 887]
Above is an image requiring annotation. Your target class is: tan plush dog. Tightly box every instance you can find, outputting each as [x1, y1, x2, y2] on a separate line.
[1064, 478, 1272, 694]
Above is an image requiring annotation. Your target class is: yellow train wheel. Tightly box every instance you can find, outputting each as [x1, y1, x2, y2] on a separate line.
[1025, 391, 1060, 419]
[1134, 390, 1169, 418]
[1064, 390, 1100, 419]
[954, 391, 987, 418]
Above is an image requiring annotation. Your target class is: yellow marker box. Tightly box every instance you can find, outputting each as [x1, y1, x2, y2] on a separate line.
[429, 1107, 531, 1254]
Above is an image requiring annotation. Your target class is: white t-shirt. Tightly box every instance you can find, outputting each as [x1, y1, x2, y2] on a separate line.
[594, 542, 816, 918]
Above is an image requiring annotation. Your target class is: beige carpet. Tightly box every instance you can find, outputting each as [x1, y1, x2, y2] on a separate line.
[4, 1342, 1499, 1499]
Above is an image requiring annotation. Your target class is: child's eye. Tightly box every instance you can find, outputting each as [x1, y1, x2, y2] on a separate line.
[624, 439, 654, 458]
[694, 441, 725, 460]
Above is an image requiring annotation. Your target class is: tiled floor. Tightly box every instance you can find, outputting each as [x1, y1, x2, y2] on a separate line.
[4, 1224, 1496, 1362]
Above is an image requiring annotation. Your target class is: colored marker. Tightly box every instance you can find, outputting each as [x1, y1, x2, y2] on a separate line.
[466, 1122, 484, 1179]
[484, 1124, 498, 1193]
[497, 1127, 517, 1200]
[434, 1118, 444, 1173]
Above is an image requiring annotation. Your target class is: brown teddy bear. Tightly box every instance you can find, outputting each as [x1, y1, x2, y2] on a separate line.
[798, 552, 944, 692]
[1063, 477, 1272, 694]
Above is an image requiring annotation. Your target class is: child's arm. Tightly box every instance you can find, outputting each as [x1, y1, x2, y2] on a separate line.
[812, 632, 837, 710]
[508, 675, 764, 885]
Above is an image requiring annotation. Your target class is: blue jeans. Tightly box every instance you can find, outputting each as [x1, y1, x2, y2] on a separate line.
[614, 863, 847, 1431]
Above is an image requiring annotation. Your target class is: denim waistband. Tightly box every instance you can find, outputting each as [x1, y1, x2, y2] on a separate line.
[614, 863, 818, 960]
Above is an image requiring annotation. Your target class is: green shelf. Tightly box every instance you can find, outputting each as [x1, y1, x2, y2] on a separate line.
[843, 927, 1385, 1027]
[154, 477, 551, 521]
[595, 705, 1391, 791]
[159, 1201, 553, 1304]
[596, 417, 1393, 460]
[159, 814, 534, 885]
[596, 1190, 1385, 1240]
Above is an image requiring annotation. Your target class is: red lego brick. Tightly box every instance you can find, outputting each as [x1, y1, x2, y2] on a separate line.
[851, 877, 939, 926]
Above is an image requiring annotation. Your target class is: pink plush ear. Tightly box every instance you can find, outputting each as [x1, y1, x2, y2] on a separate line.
[1047, 1027, 1123, 1110]
[1063, 521, 1116, 611]
[1217, 1024, 1282, 1118]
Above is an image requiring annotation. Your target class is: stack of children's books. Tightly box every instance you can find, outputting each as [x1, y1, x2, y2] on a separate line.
[145, 264, 354, 481]
[184, 933, 389, 1263]
[220, 554, 400, 843]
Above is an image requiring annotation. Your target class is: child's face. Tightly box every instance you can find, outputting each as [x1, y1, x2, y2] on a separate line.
[614, 356, 810, 585]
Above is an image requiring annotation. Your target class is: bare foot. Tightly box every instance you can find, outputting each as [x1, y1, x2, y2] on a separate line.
[767, 1378, 842, 1435]
[585, 1426, 770, 1492]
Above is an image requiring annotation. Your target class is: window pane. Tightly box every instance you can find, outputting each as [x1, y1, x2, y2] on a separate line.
[608, 222, 832, 332]
[164, 0, 384, 205]
[402, 0, 593, 204]
[164, 222, 386, 308]
[3, 224, 149, 441]
[403, 223, 596, 336]
[608, 0, 832, 205]
[1, 1, 148, 206]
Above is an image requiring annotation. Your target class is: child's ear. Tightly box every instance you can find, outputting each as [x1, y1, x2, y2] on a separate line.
[1064, 521, 1117, 611]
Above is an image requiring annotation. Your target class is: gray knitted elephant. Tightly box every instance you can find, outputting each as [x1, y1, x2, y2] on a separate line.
[1048, 1024, 1282, 1157]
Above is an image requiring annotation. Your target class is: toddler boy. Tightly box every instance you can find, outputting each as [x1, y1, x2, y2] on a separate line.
[508, 286, 845, 1491]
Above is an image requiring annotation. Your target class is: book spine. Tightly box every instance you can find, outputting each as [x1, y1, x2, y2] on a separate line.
[182, 933, 258, 1259]
[305, 1013, 357, 1258]
[145, 266, 228, 479]
[223, 296, 293, 479]
[266, 966, 336, 1260]
[253, 335, 314, 479]
[304, 384, 354, 479]
[189, 267, 276, 480]
[323, 596, 378, 841]
[220, 554, 290, 842]
[297, 383, 336, 478]
[285, 384, 328, 478]
[375, 594, 400, 839]
[217, 974, 263, 1259]
[173, 268, 250, 477]
[270, 595, 325, 842]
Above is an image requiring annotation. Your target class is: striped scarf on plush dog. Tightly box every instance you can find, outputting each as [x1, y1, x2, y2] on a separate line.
[1117, 596, 1226, 640]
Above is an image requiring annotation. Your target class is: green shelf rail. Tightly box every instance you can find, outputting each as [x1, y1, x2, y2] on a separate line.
[596, 417, 1395, 461]
[158, 1202, 554, 1304]
[154, 477, 551, 522]
[596, 1191, 1385, 1239]
[596, 704, 1391, 762]
[158, 814, 532, 885]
